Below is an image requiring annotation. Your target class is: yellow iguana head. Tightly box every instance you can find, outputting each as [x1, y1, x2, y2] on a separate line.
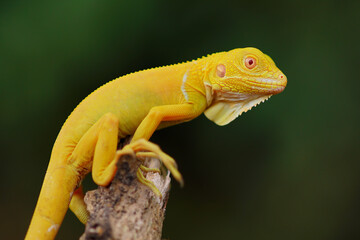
[204, 47, 287, 126]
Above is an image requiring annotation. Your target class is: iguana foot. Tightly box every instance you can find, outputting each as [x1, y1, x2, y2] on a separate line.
[115, 139, 183, 196]
[137, 167, 162, 198]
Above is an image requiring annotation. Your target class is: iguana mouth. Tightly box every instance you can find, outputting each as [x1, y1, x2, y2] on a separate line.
[250, 77, 287, 94]
[268, 85, 285, 94]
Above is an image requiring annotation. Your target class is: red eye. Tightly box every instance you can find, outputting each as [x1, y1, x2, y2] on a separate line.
[245, 57, 256, 69]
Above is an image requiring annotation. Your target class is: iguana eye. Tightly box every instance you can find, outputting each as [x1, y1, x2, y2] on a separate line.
[245, 57, 256, 69]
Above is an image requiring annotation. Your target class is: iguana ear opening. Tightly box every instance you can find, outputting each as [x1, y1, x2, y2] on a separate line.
[216, 64, 226, 78]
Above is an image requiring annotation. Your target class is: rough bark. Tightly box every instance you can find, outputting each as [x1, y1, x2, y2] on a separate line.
[80, 152, 171, 240]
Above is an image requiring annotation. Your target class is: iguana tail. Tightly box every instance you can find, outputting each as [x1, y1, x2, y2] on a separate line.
[25, 162, 78, 240]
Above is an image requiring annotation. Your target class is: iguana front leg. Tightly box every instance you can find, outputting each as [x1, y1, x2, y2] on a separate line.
[132, 103, 201, 142]
[113, 102, 203, 187]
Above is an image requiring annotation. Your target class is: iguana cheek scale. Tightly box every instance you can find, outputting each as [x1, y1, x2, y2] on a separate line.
[25, 47, 287, 240]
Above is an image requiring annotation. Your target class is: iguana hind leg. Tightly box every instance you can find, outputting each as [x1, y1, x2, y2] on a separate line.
[25, 112, 120, 239]
[66, 112, 120, 224]
[69, 185, 88, 224]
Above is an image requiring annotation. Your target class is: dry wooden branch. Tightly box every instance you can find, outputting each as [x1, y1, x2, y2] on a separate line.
[80, 153, 171, 240]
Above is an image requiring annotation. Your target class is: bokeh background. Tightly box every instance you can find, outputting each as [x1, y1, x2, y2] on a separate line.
[1, 0, 359, 239]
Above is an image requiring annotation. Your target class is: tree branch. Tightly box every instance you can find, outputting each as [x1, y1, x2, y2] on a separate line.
[80, 151, 171, 240]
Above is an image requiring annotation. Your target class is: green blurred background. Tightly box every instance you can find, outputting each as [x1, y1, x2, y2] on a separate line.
[1, 0, 359, 239]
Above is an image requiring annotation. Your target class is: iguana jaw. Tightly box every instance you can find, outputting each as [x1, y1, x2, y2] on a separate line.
[250, 76, 287, 94]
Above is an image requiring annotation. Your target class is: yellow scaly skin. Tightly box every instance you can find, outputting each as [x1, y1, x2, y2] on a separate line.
[25, 47, 287, 239]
